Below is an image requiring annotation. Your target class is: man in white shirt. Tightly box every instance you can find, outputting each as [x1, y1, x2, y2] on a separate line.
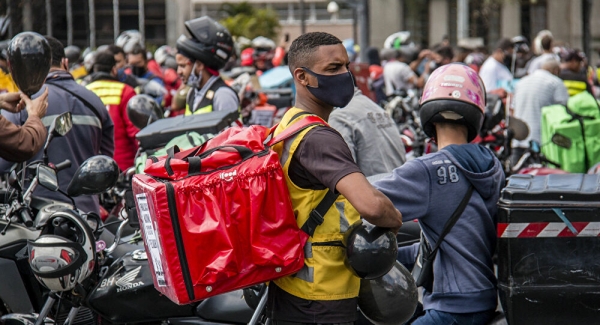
[527, 35, 560, 74]
[511, 59, 569, 165]
[479, 38, 514, 92]
[383, 50, 417, 96]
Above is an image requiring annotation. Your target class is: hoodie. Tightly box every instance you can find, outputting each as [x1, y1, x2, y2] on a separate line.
[374, 144, 504, 314]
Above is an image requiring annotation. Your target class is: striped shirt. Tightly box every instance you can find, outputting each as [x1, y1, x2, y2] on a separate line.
[512, 69, 569, 148]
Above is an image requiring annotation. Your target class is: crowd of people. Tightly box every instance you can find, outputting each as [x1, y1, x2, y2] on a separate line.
[0, 17, 594, 325]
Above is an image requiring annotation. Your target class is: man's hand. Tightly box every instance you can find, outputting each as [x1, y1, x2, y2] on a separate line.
[0, 92, 25, 113]
[336, 172, 403, 233]
[22, 88, 49, 119]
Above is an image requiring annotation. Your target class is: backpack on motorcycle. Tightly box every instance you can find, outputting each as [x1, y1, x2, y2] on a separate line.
[541, 91, 600, 173]
[134, 131, 213, 174]
[131, 116, 326, 304]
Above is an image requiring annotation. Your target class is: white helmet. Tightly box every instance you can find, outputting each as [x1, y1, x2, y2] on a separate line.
[115, 30, 143, 54]
[28, 209, 96, 292]
[154, 45, 175, 66]
[251, 36, 275, 50]
[83, 51, 96, 72]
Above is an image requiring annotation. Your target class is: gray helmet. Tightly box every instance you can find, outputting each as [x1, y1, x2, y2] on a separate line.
[64, 45, 81, 66]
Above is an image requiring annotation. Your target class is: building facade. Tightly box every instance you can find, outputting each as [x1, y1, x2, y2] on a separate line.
[4, 0, 600, 63]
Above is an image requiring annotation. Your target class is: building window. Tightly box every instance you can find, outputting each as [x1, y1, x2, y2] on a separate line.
[521, 0, 547, 42]
[403, 0, 429, 48]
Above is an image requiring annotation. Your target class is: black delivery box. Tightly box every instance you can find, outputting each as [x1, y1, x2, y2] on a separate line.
[136, 110, 238, 150]
[497, 174, 600, 325]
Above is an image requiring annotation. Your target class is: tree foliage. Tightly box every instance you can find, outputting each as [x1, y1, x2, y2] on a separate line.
[219, 2, 280, 40]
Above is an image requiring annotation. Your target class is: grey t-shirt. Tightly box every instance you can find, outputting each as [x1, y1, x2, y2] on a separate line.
[329, 89, 406, 177]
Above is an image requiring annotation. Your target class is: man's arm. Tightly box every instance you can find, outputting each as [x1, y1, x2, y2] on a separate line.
[100, 107, 115, 156]
[554, 81, 569, 106]
[0, 91, 49, 162]
[336, 172, 403, 231]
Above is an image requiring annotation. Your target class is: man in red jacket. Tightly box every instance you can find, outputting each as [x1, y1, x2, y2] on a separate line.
[86, 51, 139, 171]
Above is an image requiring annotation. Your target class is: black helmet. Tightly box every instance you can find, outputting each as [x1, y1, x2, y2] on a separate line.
[344, 220, 397, 280]
[126, 94, 164, 129]
[358, 261, 418, 325]
[7, 31, 51, 97]
[66, 155, 119, 196]
[64, 45, 81, 65]
[176, 16, 233, 70]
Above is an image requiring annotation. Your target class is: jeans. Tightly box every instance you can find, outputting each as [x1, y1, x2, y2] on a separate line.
[410, 309, 496, 325]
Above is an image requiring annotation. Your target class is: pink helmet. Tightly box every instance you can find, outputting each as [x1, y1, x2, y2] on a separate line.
[419, 63, 486, 142]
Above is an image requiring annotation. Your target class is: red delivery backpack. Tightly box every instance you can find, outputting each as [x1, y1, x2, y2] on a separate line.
[132, 116, 326, 304]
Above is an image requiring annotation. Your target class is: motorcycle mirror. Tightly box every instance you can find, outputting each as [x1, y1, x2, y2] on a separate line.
[37, 165, 59, 192]
[507, 116, 529, 141]
[67, 155, 119, 197]
[52, 111, 73, 137]
[551, 133, 572, 149]
[43, 112, 73, 163]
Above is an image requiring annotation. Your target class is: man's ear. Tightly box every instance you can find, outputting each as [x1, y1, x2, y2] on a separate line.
[111, 66, 118, 76]
[62, 58, 69, 71]
[294, 67, 309, 86]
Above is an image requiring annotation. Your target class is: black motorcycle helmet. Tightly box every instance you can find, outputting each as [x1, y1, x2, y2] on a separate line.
[176, 16, 233, 70]
[126, 94, 164, 130]
[358, 261, 418, 325]
[67, 155, 119, 196]
[7, 31, 52, 97]
[343, 220, 397, 280]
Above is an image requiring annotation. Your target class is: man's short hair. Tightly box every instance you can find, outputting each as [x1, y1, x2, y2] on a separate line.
[435, 45, 454, 60]
[129, 44, 147, 61]
[93, 51, 116, 73]
[288, 32, 342, 72]
[44, 36, 65, 67]
[495, 38, 513, 52]
[541, 35, 553, 51]
[106, 44, 125, 57]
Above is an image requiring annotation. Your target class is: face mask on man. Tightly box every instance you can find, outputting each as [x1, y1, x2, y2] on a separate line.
[131, 65, 147, 77]
[302, 67, 355, 108]
[187, 62, 200, 87]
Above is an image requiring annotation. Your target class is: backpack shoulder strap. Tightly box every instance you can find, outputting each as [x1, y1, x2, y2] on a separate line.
[267, 115, 327, 146]
[46, 80, 104, 127]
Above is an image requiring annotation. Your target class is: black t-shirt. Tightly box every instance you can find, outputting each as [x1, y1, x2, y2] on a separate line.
[267, 125, 362, 323]
[288, 126, 362, 192]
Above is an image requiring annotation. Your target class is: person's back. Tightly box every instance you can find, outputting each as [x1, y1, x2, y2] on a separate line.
[0, 37, 114, 214]
[86, 51, 138, 171]
[374, 63, 503, 325]
[383, 58, 416, 95]
[512, 60, 568, 154]
[479, 38, 514, 92]
[329, 89, 406, 176]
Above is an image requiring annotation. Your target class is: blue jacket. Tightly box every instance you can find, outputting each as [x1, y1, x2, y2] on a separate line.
[374, 144, 504, 314]
[0, 71, 114, 214]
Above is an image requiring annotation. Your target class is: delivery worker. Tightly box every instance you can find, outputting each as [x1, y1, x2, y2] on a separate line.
[176, 16, 239, 115]
[267, 31, 403, 324]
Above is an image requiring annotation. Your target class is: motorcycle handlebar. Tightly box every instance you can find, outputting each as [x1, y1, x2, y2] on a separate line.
[20, 209, 33, 227]
[54, 160, 71, 172]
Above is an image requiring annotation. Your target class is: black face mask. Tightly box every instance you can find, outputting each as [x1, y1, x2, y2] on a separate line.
[131, 65, 147, 77]
[302, 67, 355, 108]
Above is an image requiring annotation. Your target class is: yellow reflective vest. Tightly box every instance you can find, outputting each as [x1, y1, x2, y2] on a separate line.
[185, 78, 230, 116]
[0, 69, 18, 93]
[271, 107, 361, 301]
[86, 80, 126, 106]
